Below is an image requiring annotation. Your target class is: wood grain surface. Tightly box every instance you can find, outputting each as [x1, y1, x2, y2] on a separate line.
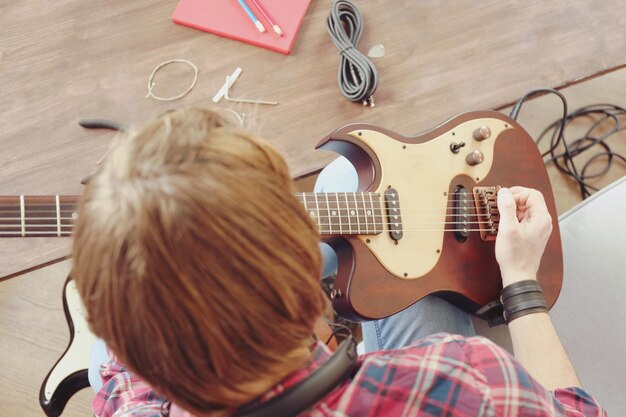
[0, 260, 93, 417]
[2, 2, 626, 280]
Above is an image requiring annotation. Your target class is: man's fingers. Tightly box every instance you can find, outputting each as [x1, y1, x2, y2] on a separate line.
[503, 187, 551, 227]
[497, 187, 519, 229]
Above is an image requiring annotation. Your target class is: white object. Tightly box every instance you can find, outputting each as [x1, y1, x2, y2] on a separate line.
[145, 59, 199, 101]
[223, 75, 279, 105]
[550, 175, 626, 416]
[212, 67, 242, 103]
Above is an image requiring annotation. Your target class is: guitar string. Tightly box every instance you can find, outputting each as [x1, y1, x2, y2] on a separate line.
[0, 211, 496, 218]
[0, 199, 502, 228]
[0, 222, 496, 229]
[0, 209, 499, 218]
[0, 200, 495, 214]
[0, 212, 500, 223]
[0, 213, 499, 223]
[0, 193, 495, 211]
[0, 229, 495, 236]
[0, 200, 493, 210]
[1, 192, 492, 200]
[0, 193, 494, 206]
[0, 211, 499, 220]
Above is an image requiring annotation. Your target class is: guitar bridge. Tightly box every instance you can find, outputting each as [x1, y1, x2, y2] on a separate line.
[473, 186, 501, 241]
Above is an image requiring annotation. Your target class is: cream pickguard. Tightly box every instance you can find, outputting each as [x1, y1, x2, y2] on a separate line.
[348, 118, 511, 279]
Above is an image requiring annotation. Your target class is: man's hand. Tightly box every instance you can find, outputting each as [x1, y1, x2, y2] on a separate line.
[496, 187, 583, 391]
[495, 187, 553, 287]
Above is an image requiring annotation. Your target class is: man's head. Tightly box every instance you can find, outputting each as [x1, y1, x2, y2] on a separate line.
[72, 108, 328, 415]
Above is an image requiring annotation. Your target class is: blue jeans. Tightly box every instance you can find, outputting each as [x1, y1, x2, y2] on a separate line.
[315, 157, 475, 353]
[89, 157, 475, 391]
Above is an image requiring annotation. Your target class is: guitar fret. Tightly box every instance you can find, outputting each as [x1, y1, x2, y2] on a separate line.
[301, 192, 307, 215]
[369, 192, 376, 233]
[334, 192, 343, 234]
[344, 192, 352, 234]
[325, 193, 332, 234]
[361, 192, 369, 234]
[302, 193, 311, 227]
[316, 193, 329, 234]
[314, 193, 321, 232]
[352, 193, 360, 234]
[20, 195, 25, 237]
[375, 193, 384, 233]
[56, 195, 61, 237]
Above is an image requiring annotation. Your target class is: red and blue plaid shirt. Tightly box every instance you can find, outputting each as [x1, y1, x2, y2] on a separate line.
[93, 333, 605, 417]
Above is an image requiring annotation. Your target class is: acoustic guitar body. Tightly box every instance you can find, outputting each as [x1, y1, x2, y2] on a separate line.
[316, 111, 563, 322]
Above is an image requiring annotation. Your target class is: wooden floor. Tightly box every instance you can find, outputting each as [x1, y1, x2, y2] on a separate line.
[2, 71, 626, 417]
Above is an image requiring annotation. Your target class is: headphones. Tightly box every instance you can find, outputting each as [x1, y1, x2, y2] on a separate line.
[163, 336, 358, 417]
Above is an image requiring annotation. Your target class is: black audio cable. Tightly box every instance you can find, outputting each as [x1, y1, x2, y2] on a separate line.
[326, 0, 378, 107]
[510, 89, 626, 199]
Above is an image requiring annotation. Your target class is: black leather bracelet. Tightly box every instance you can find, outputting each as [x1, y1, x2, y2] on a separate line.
[501, 279, 543, 302]
[501, 280, 548, 324]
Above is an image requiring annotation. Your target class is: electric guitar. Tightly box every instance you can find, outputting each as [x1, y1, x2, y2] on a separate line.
[314, 110, 562, 321]
[3, 110, 561, 416]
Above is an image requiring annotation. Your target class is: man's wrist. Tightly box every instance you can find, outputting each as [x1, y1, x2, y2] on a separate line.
[501, 279, 548, 324]
[501, 271, 538, 287]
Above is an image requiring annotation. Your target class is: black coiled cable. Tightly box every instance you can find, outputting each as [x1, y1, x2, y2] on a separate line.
[511, 89, 626, 200]
[326, 0, 378, 106]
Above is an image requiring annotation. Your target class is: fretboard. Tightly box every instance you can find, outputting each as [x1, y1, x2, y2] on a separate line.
[0, 195, 80, 237]
[0, 192, 385, 237]
[294, 192, 384, 235]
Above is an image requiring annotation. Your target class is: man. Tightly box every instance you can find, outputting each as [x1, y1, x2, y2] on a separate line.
[73, 107, 605, 416]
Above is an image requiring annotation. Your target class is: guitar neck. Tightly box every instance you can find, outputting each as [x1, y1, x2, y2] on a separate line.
[294, 192, 384, 235]
[0, 192, 386, 237]
[0, 195, 80, 237]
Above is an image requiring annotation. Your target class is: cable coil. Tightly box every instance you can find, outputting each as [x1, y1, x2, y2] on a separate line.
[326, 0, 378, 106]
[511, 89, 626, 199]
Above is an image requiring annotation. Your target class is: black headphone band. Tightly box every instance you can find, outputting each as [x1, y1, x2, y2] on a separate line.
[234, 336, 358, 417]
[161, 337, 358, 417]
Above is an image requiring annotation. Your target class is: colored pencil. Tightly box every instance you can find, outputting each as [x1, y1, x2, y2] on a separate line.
[250, 0, 283, 36]
[236, 0, 266, 33]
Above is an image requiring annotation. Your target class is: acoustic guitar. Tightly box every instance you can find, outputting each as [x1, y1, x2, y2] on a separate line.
[2, 110, 562, 416]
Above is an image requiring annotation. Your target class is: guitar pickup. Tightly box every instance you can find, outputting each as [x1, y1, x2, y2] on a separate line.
[473, 186, 500, 241]
[453, 186, 471, 242]
[385, 187, 403, 241]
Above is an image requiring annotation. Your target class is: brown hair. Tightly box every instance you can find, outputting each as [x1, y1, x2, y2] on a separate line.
[72, 108, 328, 415]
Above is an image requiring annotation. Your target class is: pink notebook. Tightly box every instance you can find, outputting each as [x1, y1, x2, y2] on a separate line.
[172, 0, 312, 55]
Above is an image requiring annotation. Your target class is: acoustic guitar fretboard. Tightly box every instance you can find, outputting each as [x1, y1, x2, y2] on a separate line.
[0, 196, 80, 237]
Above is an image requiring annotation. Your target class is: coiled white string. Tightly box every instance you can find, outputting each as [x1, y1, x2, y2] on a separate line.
[145, 59, 198, 101]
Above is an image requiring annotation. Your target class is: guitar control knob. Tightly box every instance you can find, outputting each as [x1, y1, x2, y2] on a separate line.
[466, 150, 485, 166]
[473, 126, 491, 141]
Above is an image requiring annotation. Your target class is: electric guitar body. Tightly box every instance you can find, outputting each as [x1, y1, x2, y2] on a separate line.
[7, 110, 562, 416]
[39, 278, 97, 417]
[316, 110, 562, 321]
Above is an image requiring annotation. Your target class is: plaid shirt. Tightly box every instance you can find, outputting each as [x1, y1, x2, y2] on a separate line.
[93, 333, 605, 417]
